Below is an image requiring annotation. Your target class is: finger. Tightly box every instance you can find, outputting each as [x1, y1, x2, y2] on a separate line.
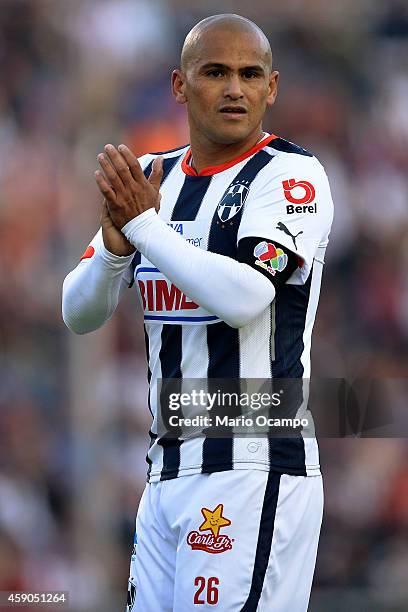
[117, 144, 145, 182]
[104, 144, 134, 186]
[97, 153, 124, 193]
[95, 169, 117, 202]
[148, 156, 164, 192]
[100, 199, 111, 224]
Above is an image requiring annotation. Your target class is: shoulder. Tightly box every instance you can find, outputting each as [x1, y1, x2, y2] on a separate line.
[257, 136, 329, 185]
[246, 137, 333, 218]
[266, 136, 314, 159]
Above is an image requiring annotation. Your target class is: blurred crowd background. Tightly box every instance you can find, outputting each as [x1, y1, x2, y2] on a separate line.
[0, 0, 407, 610]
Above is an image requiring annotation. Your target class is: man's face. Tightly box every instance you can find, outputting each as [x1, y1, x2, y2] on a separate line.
[173, 29, 278, 146]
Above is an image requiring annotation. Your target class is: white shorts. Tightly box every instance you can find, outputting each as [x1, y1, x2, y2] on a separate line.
[126, 470, 323, 612]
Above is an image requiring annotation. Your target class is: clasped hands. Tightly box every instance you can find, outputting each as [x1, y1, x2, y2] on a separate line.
[94, 144, 163, 256]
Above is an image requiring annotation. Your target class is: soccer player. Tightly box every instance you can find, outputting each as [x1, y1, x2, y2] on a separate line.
[62, 14, 333, 612]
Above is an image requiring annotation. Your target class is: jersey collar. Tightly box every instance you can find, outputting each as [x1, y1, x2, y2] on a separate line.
[181, 133, 278, 177]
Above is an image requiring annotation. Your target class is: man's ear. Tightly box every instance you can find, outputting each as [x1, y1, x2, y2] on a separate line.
[172, 69, 187, 104]
[267, 70, 279, 107]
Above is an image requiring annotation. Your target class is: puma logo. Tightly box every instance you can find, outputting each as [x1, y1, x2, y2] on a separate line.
[276, 222, 303, 249]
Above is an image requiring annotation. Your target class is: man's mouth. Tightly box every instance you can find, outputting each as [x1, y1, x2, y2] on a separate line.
[219, 106, 247, 115]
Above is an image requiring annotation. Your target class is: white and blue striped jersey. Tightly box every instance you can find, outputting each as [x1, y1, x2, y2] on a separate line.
[121, 133, 333, 482]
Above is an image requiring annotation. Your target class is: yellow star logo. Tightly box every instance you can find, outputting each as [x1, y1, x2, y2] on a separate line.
[199, 504, 231, 537]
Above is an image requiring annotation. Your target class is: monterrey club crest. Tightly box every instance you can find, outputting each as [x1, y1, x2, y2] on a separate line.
[187, 504, 233, 554]
[217, 180, 250, 222]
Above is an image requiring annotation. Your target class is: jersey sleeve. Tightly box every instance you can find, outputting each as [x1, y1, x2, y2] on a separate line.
[237, 154, 334, 284]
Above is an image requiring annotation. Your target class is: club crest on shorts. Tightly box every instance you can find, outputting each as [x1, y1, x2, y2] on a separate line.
[217, 181, 250, 222]
[254, 241, 288, 276]
[187, 504, 233, 554]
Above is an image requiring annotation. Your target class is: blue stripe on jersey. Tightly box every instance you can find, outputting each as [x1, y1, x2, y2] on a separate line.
[201, 150, 274, 475]
[201, 323, 240, 473]
[128, 252, 141, 288]
[241, 472, 281, 611]
[207, 322, 240, 378]
[143, 160, 153, 179]
[129, 155, 158, 289]
[144, 315, 218, 322]
[161, 154, 182, 182]
[136, 267, 159, 274]
[129, 156, 182, 288]
[154, 157, 212, 477]
[269, 137, 314, 157]
[266, 267, 314, 476]
[144, 329, 153, 417]
[143, 153, 182, 183]
[207, 150, 273, 257]
[157, 325, 183, 480]
[144, 329, 154, 479]
[171, 175, 212, 220]
[272, 266, 313, 378]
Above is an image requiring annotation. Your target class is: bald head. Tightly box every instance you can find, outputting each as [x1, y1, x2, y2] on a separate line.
[181, 14, 272, 73]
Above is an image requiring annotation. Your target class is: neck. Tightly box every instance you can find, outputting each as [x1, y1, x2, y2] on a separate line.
[189, 127, 265, 173]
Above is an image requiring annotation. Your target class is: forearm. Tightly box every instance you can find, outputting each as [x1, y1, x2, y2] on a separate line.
[122, 209, 275, 328]
[62, 236, 133, 334]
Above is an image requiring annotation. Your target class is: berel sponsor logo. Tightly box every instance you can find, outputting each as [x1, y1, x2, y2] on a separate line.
[286, 203, 317, 214]
[282, 178, 317, 214]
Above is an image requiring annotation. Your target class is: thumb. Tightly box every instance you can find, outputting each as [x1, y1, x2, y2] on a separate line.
[148, 156, 164, 192]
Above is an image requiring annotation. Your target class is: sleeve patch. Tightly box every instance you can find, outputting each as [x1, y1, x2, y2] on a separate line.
[254, 241, 288, 276]
[80, 245, 95, 261]
[238, 237, 299, 288]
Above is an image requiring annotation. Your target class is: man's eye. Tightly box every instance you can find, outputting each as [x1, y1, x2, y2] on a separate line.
[243, 71, 259, 79]
[207, 70, 224, 77]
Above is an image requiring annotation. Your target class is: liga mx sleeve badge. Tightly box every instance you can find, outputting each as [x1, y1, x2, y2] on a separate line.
[217, 181, 250, 222]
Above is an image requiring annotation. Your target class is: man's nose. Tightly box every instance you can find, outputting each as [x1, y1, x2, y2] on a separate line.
[224, 74, 244, 99]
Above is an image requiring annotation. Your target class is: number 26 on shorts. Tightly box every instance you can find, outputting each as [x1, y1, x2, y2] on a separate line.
[194, 576, 219, 605]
